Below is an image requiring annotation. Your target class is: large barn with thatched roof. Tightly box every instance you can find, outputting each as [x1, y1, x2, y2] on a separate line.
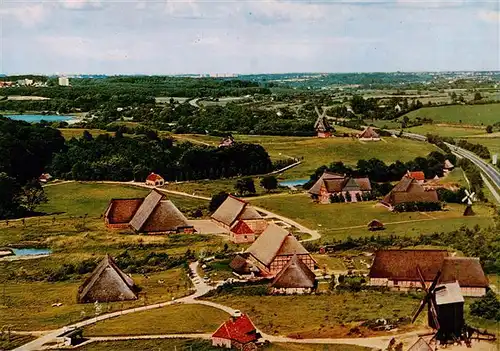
[211, 195, 268, 235]
[368, 249, 488, 297]
[357, 126, 380, 141]
[380, 176, 438, 210]
[233, 223, 315, 277]
[104, 190, 194, 234]
[78, 255, 137, 303]
[270, 254, 317, 294]
[308, 171, 372, 204]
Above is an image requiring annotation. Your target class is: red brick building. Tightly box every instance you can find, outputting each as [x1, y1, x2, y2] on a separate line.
[212, 314, 260, 350]
[229, 220, 256, 244]
[145, 172, 165, 187]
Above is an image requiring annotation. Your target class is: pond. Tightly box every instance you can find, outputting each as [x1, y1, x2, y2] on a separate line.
[279, 179, 308, 188]
[12, 248, 52, 256]
[6, 114, 75, 123]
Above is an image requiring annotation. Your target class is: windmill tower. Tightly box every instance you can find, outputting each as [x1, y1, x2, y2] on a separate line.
[461, 189, 475, 216]
[314, 106, 333, 138]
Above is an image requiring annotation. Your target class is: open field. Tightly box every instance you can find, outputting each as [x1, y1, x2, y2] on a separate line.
[460, 137, 500, 156]
[175, 134, 438, 180]
[58, 128, 114, 140]
[406, 124, 490, 138]
[0, 269, 190, 331]
[78, 339, 371, 351]
[206, 292, 422, 338]
[251, 193, 495, 241]
[404, 103, 500, 126]
[85, 304, 229, 336]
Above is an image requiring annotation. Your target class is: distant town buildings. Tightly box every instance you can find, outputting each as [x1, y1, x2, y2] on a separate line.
[58, 77, 70, 86]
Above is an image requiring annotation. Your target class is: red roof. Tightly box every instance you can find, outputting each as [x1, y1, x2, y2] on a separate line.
[407, 171, 425, 181]
[212, 314, 258, 344]
[146, 173, 163, 182]
[230, 220, 254, 235]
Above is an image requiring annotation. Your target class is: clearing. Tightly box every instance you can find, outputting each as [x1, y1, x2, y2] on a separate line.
[404, 103, 500, 126]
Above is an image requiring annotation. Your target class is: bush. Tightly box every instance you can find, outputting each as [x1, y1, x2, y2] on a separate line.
[393, 201, 443, 212]
[470, 290, 500, 320]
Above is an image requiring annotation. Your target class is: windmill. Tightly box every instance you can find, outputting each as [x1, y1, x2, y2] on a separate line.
[461, 189, 475, 216]
[411, 266, 495, 348]
[314, 106, 333, 138]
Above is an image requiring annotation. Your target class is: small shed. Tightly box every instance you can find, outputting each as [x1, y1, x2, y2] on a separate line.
[56, 328, 84, 347]
[367, 219, 385, 231]
[145, 172, 165, 187]
[229, 220, 256, 244]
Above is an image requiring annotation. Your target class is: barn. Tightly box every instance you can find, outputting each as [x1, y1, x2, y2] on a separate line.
[104, 198, 144, 229]
[380, 176, 438, 210]
[357, 126, 380, 141]
[211, 195, 268, 234]
[78, 255, 137, 303]
[270, 254, 317, 294]
[308, 171, 372, 204]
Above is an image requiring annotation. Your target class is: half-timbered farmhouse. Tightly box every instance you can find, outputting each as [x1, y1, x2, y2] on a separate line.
[270, 254, 317, 294]
[78, 255, 137, 303]
[104, 190, 194, 234]
[211, 195, 268, 234]
[380, 176, 438, 210]
[357, 126, 380, 141]
[368, 249, 488, 296]
[308, 171, 372, 204]
[212, 314, 260, 350]
[239, 223, 315, 276]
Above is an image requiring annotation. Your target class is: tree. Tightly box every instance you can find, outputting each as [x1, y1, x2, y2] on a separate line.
[345, 191, 352, 202]
[235, 177, 256, 196]
[486, 125, 493, 134]
[260, 175, 278, 193]
[20, 180, 48, 212]
[0, 172, 21, 218]
[470, 290, 500, 320]
[209, 191, 228, 212]
[474, 92, 482, 101]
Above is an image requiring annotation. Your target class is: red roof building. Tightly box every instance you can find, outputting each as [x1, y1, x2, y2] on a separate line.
[212, 314, 260, 350]
[145, 172, 165, 187]
[230, 220, 256, 244]
[406, 170, 425, 183]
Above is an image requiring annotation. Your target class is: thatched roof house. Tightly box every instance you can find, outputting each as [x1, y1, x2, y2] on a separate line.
[78, 255, 137, 303]
[104, 190, 194, 234]
[358, 126, 380, 140]
[211, 195, 267, 234]
[380, 177, 438, 210]
[242, 223, 315, 276]
[367, 219, 384, 231]
[271, 254, 316, 294]
[308, 171, 371, 204]
[368, 250, 488, 296]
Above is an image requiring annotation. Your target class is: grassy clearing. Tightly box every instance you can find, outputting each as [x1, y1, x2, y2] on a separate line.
[440, 167, 468, 187]
[85, 304, 229, 336]
[251, 193, 495, 241]
[176, 134, 437, 180]
[406, 124, 489, 138]
[460, 137, 500, 156]
[312, 254, 346, 271]
[0, 335, 36, 350]
[404, 103, 500, 126]
[58, 129, 114, 140]
[0, 269, 190, 331]
[78, 339, 370, 351]
[206, 292, 422, 338]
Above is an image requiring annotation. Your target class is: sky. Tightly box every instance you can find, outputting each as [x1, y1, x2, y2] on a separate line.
[0, 0, 499, 74]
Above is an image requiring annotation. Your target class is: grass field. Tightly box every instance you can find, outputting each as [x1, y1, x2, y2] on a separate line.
[460, 137, 500, 156]
[251, 194, 494, 241]
[85, 304, 229, 336]
[176, 134, 438, 180]
[78, 339, 371, 351]
[58, 128, 114, 140]
[206, 292, 422, 338]
[406, 124, 490, 138]
[404, 103, 500, 126]
[0, 269, 191, 331]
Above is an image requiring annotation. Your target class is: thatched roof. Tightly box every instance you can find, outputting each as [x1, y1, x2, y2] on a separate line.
[246, 223, 309, 267]
[440, 257, 488, 288]
[105, 198, 144, 224]
[78, 255, 137, 303]
[358, 126, 379, 139]
[129, 190, 164, 231]
[381, 177, 438, 206]
[229, 254, 251, 274]
[308, 171, 371, 195]
[369, 249, 449, 282]
[367, 219, 384, 228]
[271, 254, 316, 289]
[444, 159, 454, 169]
[211, 195, 261, 227]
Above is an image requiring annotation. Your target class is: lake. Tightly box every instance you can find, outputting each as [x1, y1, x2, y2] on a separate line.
[279, 179, 308, 188]
[6, 114, 74, 123]
[12, 248, 52, 256]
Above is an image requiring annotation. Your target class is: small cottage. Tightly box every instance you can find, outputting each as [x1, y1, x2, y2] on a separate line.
[240, 223, 315, 276]
[212, 314, 260, 350]
[367, 219, 384, 231]
[368, 249, 488, 297]
[229, 220, 256, 244]
[270, 254, 317, 294]
[78, 255, 137, 303]
[308, 171, 372, 204]
[211, 195, 268, 234]
[357, 127, 380, 141]
[145, 172, 165, 187]
[443, 159, 454, 174]
[380, 176, 438, 210]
